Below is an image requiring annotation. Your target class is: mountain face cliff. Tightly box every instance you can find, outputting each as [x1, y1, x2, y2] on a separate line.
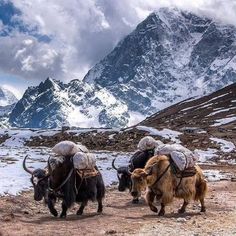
[7, 8, 236, 128]
[84, 8, 236, 115]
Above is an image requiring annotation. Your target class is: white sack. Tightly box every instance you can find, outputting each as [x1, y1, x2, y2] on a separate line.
[73, 152, 96, 170]
[155, 144, 198, 170]
[76, 143, 89, 153]
[170, 151, 187, 171]
[138, 136, 163, 151]
[52, 141, 89, 156]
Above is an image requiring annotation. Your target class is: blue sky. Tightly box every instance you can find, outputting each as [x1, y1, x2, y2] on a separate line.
[0, 0, 235, 98]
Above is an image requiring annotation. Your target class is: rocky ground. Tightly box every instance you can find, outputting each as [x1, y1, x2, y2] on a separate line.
[24, 128, 236, 162]
[1, 173, 236, 236]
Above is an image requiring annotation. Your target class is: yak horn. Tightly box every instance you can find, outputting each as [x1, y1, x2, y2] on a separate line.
[23, 155, 33, 175]
[112, 158, 118, 170]
[127, 168, 132, 175]
[47, 156, 52, 174]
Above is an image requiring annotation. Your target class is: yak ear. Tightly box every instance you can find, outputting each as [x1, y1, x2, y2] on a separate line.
[140, 171, 150, 178]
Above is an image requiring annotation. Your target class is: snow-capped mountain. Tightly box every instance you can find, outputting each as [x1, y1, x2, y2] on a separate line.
[0, 86, 18, 127]
[84, 8, 236, 116]
[6, 8, 236, 128]
[9, 78, 129, 128]
[0, 86, 18, 107]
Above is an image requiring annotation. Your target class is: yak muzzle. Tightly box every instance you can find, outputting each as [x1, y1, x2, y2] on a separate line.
[131, 191, 139, 198]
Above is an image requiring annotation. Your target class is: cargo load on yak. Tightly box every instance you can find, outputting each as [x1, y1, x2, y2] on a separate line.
[155, 143, 198, 172]
[137, 136, 163, 152]
[52, 140, 97, 176]
[52, 140, 89, 157]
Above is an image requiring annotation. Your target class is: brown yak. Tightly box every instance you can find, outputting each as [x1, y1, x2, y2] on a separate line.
[130, 155, 207, 216]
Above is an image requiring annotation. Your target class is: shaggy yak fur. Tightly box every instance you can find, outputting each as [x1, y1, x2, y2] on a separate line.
[47, 157, 105, 218]
[112, 149, 154, 203]
[131, 155, 207, 216]
[23, 155, 105, 218]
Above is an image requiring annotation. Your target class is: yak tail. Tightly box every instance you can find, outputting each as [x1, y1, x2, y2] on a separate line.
[194, 171, 207, 201]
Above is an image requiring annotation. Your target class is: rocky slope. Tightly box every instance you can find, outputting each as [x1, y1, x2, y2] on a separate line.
[140, 82, 236, 135]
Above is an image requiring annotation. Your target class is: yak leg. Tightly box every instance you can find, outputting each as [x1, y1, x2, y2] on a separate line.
[60, 200, 68, 218]
[77, 200, 88, 215]
[132, 197, 139, 204]
[200, 198, 206, 212]
[178, 199, 189, 214]
[97, 198, 103, 214]
[48, 194, 58, 217]
[146, 190, 158, 213]
[158, 203, 165, 216]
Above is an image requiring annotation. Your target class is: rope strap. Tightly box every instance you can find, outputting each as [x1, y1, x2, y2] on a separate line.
[152, 164, 171, 186]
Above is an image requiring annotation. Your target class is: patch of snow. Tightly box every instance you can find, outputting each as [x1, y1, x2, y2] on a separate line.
[0, 145, 132, 195]
[136, 126, 182, 143]
[194, 148, 218, 162]
[211, 117, 236, 127]
[203, 169, 231, 182]
[127, 111, 146, 127]
[206, 108, 231, 117]
[0, 129, 59, 147]
[210, 137, 235, 152]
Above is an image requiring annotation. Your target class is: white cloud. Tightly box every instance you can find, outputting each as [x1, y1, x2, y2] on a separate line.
[0, 0, 236, 84]
[2, 84, 22, 99]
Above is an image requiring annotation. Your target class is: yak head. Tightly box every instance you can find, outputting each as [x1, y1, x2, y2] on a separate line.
[130, 167, 153, 198]
[23, 155, 50, 202]
[112, 158, 132, 192]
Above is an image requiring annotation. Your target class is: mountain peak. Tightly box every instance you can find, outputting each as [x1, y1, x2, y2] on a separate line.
[0, 86, 18, 106]
[84, 7, 236, 118]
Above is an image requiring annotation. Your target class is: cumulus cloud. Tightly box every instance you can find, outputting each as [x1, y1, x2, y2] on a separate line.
[0, 0, 236, 83]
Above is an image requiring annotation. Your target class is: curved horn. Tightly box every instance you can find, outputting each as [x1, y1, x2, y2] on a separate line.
[23, 155, 33, 175]
[112, 158, 118, 170]
[47, 156, 52, 174]
[127, 168, 132, 175]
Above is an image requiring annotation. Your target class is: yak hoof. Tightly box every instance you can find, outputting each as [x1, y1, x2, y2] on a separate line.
[200, 207, 206, 212]
[76, 210, 83, 215]
[150, 206, 158, 213]
[60, 213, 67, 218]
[178, 208, 186, 214]
[50, 210, 58, 217]
[158, 209, 165, 216]
[97, 208, 103, 214]
[132, 199, 139, 204]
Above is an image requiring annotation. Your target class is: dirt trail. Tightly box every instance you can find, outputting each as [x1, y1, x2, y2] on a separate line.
[0, 179, 236, 236]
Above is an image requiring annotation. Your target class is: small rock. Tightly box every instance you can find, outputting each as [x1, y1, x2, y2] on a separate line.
[231, 177, 236, 182]
[2, 213, 15, 222]
[105, 230, 117, 235]
[176, 217, 187, 223]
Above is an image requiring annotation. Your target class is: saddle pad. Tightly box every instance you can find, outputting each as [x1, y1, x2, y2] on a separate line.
[175, 166, 197, 178]
[76, 168, 99, 178]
